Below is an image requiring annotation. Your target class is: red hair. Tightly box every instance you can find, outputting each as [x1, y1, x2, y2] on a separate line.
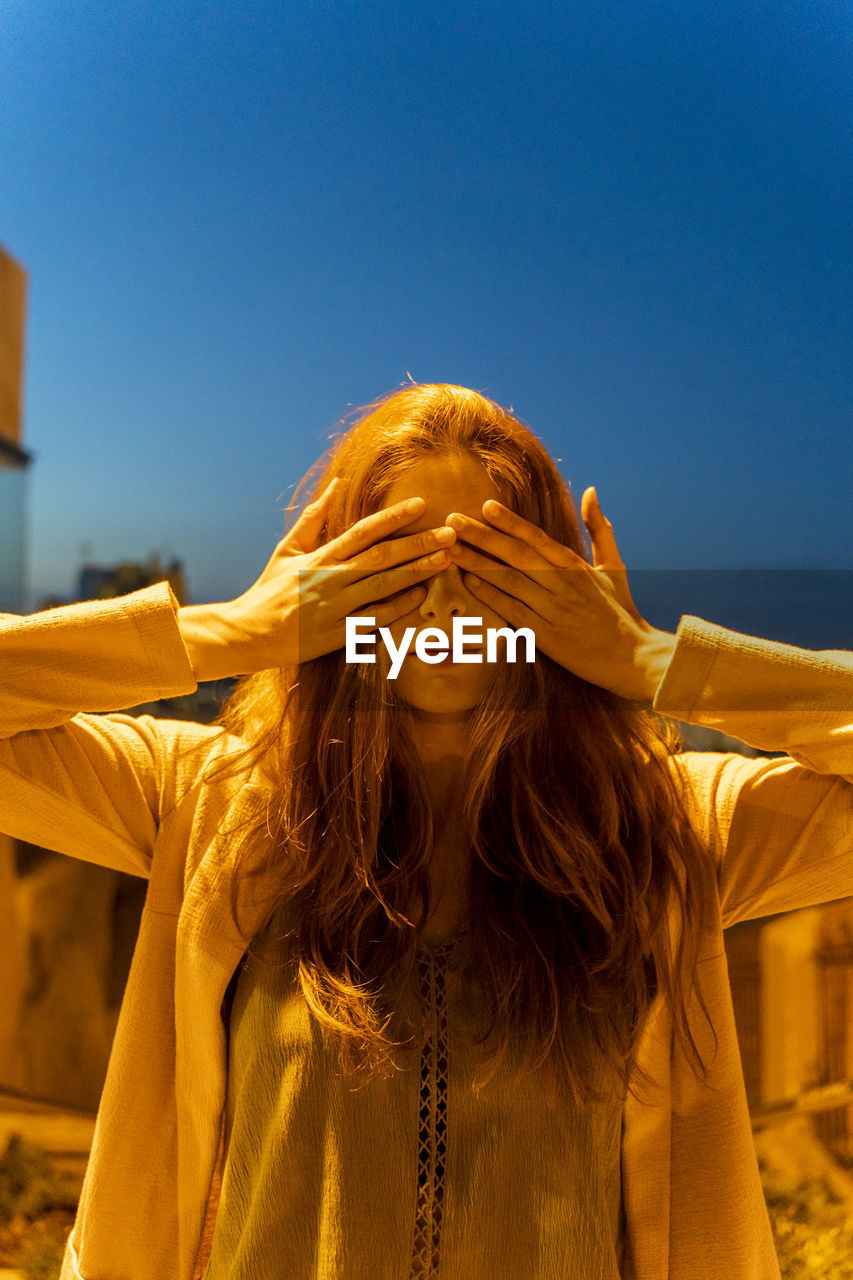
[202, 383, 718, 1106]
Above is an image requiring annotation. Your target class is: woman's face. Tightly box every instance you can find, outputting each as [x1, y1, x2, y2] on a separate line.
[379, 452, 512, 722]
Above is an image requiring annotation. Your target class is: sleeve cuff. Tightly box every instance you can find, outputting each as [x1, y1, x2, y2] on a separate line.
[652, 615, 724, 720]
[129, 580, 198, 696]
[651, 613, 853, 765]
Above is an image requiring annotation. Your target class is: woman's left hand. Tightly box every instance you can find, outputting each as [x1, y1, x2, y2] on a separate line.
[444, 487, 675, 703]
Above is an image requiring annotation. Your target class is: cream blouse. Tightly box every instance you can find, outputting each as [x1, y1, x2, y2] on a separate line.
[202, 908, 625, 1279]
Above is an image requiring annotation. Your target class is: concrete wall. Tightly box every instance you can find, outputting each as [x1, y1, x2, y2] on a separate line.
[0, 241, 26, 447]
[760, 908, 822, 1105]
[0, 841, 144, 1111]
[0, 833, 25, 1094]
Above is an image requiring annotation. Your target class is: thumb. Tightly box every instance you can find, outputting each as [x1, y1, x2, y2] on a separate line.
[581, 486, 622, 569]
[282, 476, 341, 554]
[581, 486, 644, 624]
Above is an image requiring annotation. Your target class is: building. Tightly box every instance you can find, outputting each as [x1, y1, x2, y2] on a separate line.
[0, 241, 30, 614]
[77, 555, 187, 606]
[0, 241, 225, 1107]
[0, 241, 30, 1097]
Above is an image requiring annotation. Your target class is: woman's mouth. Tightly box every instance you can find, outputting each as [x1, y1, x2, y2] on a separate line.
[423, 649, 483, 666]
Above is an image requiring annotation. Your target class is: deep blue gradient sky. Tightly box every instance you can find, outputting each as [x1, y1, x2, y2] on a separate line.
[3, 1, 852, 635]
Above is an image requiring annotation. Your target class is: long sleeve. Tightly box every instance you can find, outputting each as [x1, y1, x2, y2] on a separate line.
[652, 614, 853, 778]
[651, 615, 853, 926]
[0, 580, 196, 735]
[0, 582, 209, 878]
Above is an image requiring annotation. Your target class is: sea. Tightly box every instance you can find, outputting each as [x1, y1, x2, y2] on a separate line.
[629, 570, 853, 652]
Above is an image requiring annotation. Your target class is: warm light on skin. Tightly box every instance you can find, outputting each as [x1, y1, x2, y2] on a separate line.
[380, 454, 513, 753]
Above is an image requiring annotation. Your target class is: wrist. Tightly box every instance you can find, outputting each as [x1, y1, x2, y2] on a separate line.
[176, 601, 247, 682]
[634, 626, 677, 703]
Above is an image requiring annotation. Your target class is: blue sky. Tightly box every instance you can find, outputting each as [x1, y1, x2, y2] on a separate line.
[2, 0, 851, 628]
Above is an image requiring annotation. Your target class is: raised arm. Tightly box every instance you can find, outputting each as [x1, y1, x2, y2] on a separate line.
[652, 615, 853, 926]
[0, 583, 203, 877]
[0, 582, 196, 736]
[439, 487, 853, 923]
[652, 614, 853, 778]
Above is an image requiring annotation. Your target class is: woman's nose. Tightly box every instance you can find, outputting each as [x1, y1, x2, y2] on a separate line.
[418, 563, 469, 620]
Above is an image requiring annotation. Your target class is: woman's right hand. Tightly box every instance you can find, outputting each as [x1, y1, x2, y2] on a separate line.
[178, 478, 457, 680]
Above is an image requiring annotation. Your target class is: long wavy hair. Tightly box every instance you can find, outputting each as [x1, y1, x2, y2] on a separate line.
[200, 383, 719, 1107]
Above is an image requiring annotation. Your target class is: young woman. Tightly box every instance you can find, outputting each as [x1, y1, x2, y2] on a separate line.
[1, 382, 851, 1280]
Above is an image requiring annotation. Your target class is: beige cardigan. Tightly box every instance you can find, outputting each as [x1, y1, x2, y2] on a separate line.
[1, 581, 851, 1280]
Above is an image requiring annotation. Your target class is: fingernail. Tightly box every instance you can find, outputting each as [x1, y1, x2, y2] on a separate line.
[406, 497, 425, 513]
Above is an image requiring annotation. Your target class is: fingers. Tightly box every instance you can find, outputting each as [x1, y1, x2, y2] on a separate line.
[444, 503, 579, 593]
[368, 583, 429, 629]
[448, 501, 573, 568]
[461, 564, 554, 632]
[334, 544, 454, 618]
[321, 494, 465, 615]
[325, 496, 427, 563]
[445, 539, 554, 611]
[299, 577, 430, 667]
